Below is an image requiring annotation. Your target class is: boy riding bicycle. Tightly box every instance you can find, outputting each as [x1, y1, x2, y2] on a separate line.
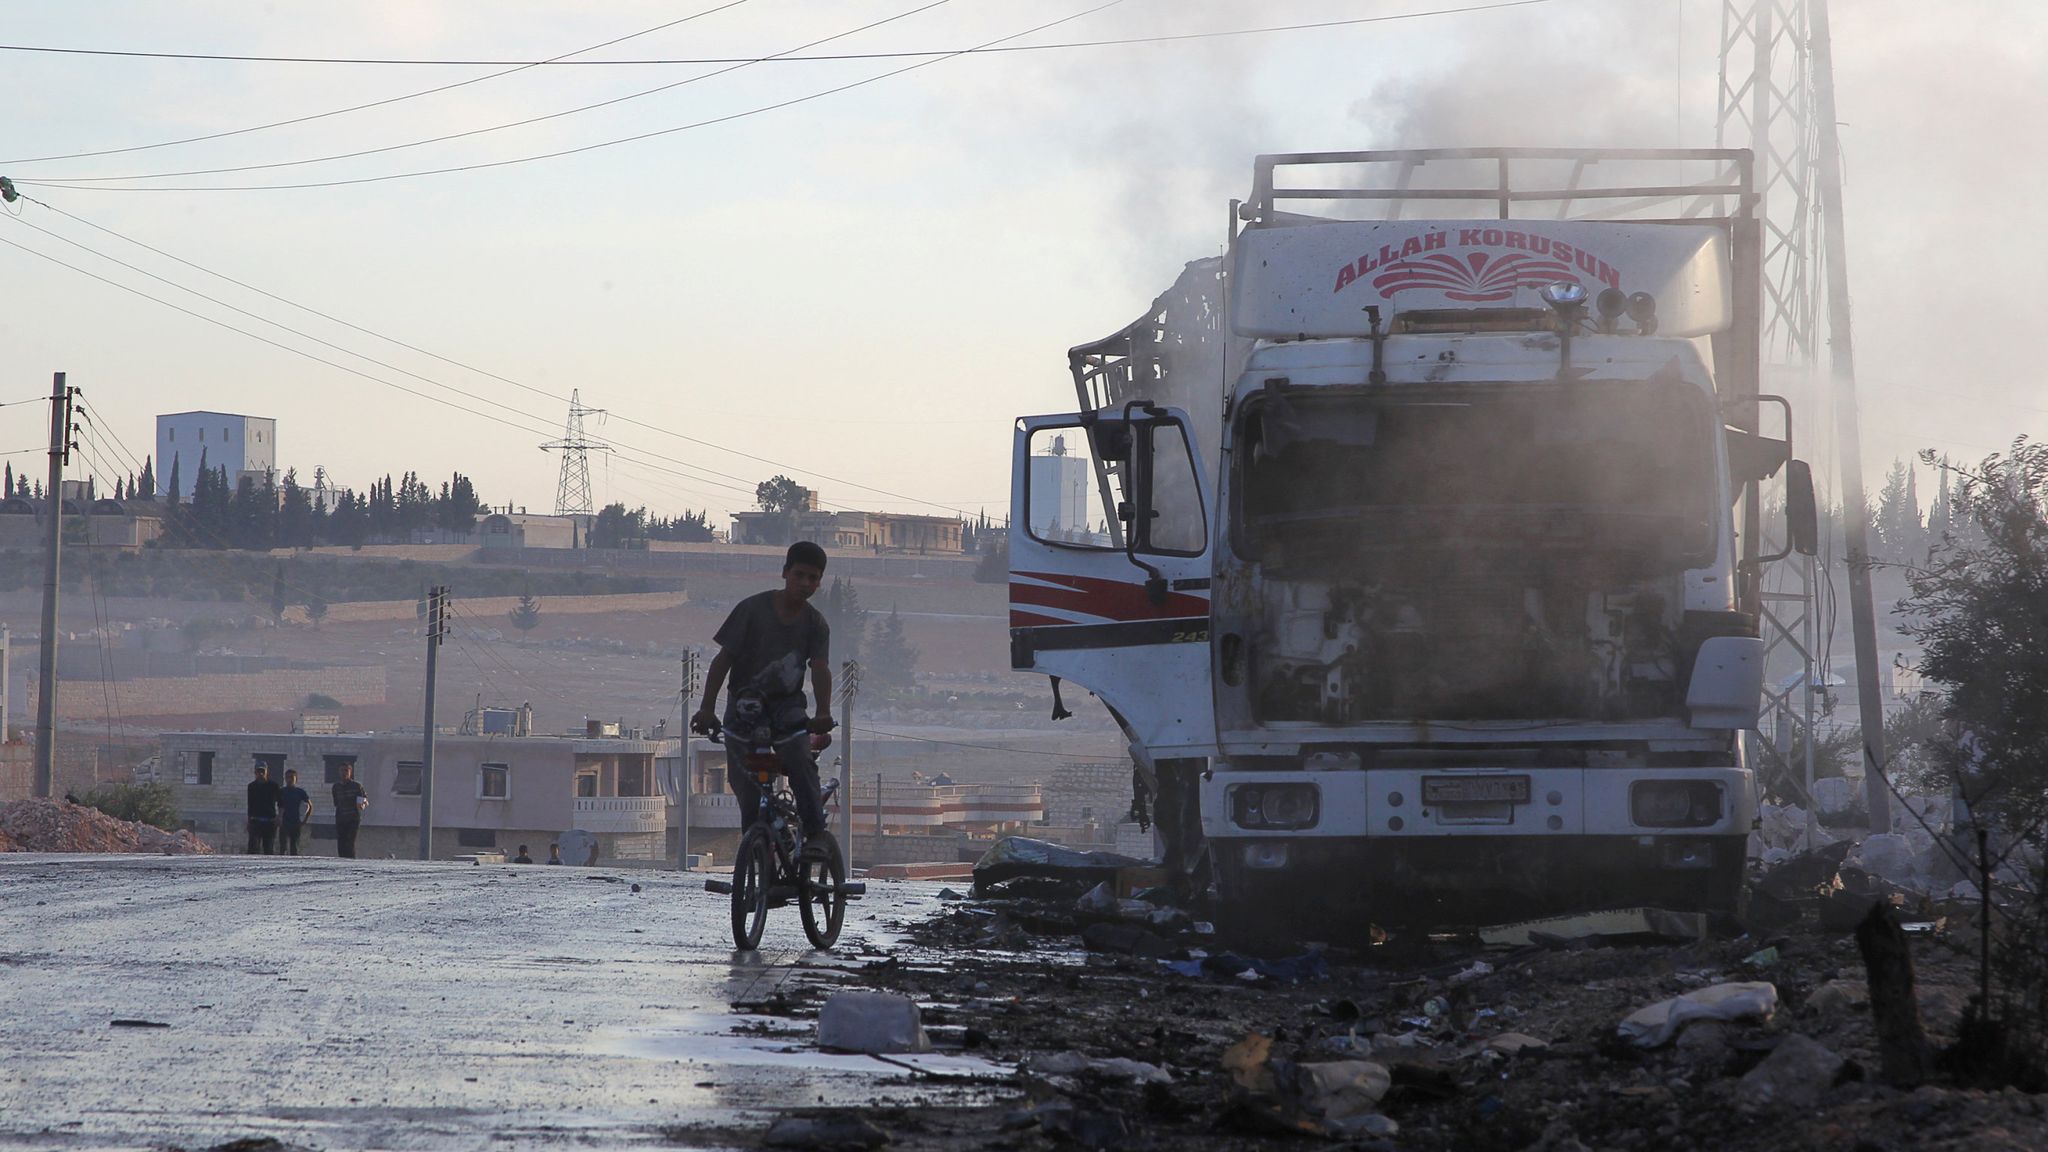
[691, 541, 835, 838]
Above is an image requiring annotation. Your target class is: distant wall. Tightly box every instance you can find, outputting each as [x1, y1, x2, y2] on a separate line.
[47, 665, 386, 718]
[267, 545, 480, 563]
[475, 546, 977, 581]
[280, 590, 689, 625]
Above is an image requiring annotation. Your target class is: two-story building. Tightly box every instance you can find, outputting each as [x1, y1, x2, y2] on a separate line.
[160, 727, 677, 863]
[156, 411, 276, 500]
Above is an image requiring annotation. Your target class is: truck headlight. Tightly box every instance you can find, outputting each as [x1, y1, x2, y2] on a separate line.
[1231, 783, 1319, 830]
[1630, 781, 1724, 828]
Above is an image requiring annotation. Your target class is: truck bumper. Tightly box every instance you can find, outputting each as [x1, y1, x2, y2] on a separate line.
[1200, 765, 1754, 923]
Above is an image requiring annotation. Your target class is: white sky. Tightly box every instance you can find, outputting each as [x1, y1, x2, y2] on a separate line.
[0, 0, 2040, 524]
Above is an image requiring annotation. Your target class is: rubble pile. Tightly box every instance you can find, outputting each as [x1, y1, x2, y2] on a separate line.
[0, 798, 211, 854]
[758, 847, 2046, 1152]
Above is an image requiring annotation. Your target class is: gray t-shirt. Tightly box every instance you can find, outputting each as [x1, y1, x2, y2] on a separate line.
[715, 591, 830, 720]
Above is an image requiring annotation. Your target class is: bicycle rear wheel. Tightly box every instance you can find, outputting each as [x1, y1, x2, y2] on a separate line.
[731, 829, 772, 950]
[797, 831, 846, 949]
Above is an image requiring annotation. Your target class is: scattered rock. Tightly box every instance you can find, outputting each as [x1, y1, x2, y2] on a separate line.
[1807, 979, 1870, 1015]
[1736, 1033, 1846, 1110]
[815, 991, 930, 1054]
[763, 1112, 890, 1151]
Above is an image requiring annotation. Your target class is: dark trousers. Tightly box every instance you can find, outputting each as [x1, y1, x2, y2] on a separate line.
[280, 824, 302, 856]
[725, 733, 825, 839]
[246, 818, 276, 855]
[336, 819, 360, 859]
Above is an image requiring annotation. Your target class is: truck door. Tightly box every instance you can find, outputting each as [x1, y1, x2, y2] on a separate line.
[1010, 405, 1214, 754]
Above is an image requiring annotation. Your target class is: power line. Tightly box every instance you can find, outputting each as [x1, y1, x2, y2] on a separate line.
[0, 228, 796, 513]
[33, 0, 955, 185]
[0, 0, 758, 166]
[10, 197, 981, 516]
[0, 2, 1556, 67]
[9, 0, 1135, 193]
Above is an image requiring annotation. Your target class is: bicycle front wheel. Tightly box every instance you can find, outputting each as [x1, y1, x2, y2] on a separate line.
[731, 829, 772, 950]
[797, 831, 846, 950]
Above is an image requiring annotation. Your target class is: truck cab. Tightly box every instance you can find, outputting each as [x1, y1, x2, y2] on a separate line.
[1012, 150, 1816, 932]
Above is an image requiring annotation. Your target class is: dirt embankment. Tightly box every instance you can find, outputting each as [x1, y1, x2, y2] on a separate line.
[0, 799, 212, 854]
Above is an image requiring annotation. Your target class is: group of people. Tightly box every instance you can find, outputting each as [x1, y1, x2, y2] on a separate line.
[245, 761, 368, 857]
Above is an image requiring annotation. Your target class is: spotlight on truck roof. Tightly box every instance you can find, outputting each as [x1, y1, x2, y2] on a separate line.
[1539, 281, 1588, 309]
[1628, 291, 1659, 335]
[1595, 287, 1629, 333]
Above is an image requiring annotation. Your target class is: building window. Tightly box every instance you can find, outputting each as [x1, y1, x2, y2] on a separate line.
[456, 828, 497, 848]
[184, 750, 214, 786]
[479, 763, 510, 799]
[393, 761, 422, 796]
[198, 428, 205, 442]
[223, 426, 231, 440]
[575, 772, 598, 798]
[167, 428, 176, 442]
[255, 430, 263, 443]
[323, 754, 356, 784]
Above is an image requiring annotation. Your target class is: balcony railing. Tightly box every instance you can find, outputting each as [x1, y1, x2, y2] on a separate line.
[571, 795, 667, 835]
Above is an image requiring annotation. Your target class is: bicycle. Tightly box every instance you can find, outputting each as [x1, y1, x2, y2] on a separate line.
[700, 695, 862, 950]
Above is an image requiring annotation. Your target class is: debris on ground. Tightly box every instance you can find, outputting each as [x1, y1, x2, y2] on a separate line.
[762, 1112, 891, 1151]
[1618, 981, 1779, 1047]
[0, 798, 211, 854]
[830, 866, 2048, 1152]
[815, 991, 930, 1055]
[1025, 1050, 1171, 1085]
[970, 836, 1146, 898]
[1735, 1033, 1847, 1111]
[1481, 906, 1706, 948]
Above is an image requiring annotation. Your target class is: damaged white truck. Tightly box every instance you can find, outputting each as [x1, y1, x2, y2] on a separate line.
[1009, 149, 1819, 934]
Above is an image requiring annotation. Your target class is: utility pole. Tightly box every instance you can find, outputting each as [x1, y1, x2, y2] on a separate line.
[677, 648, 698, 872]
[32, 372, 73, 799]
[839, 660, 860, 874]
[2, 624, 12, 743]
[1810, 0, 1890, 833]
[416, 585, 450, 860]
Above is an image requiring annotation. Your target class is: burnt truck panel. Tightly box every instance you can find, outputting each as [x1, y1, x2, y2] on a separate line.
[1013, 149, 1786, 930]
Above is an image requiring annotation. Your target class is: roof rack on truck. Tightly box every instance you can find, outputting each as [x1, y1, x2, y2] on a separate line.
[1242, 146, 1756, 226]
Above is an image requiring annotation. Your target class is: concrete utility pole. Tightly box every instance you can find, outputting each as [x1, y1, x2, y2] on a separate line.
[417, 585, 450, 860]
[32, 372, 72, 799]
[1811, 0, 1891, 833]
[838, 660, 860, 874]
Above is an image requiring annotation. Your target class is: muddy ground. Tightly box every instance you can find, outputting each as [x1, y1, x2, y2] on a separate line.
[677, 887, 2047, 1152]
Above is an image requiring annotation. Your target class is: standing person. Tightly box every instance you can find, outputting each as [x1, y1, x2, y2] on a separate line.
[512, 845, 533, 864]
[331, 763, 368, 859]
[546, 843, 563, 865]
[689, 541, 834, 839]
[277, 769, 313, 857]
[245, 763, 282, 855]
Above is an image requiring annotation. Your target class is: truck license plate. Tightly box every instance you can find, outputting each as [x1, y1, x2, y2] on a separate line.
[1423, 775, 1531, 804]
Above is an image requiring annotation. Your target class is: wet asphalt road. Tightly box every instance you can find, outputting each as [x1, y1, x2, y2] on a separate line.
[0, 855, 997, 1151]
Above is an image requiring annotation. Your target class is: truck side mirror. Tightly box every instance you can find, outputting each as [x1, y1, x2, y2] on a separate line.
[1786, 460, 1818, 557]
[1092, 421, 1134, 462]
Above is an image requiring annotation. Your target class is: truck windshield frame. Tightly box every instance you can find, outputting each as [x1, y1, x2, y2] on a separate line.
[1229, 380, 1717, 566]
